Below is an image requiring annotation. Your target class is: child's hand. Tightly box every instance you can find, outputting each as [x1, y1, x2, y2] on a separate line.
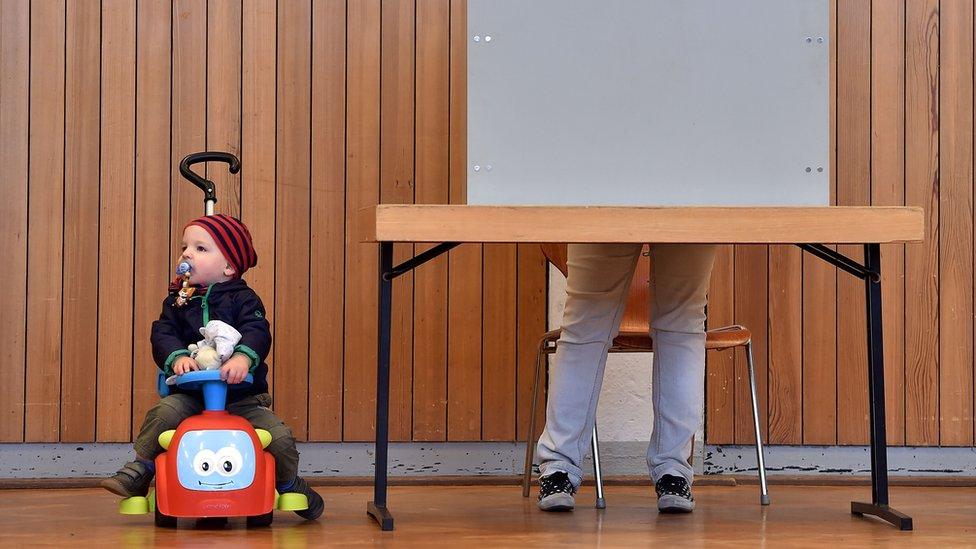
[173, 356, 199, 375]
[220, 354, 251, 384]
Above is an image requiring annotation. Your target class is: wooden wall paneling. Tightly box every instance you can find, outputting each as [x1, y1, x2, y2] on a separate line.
[733, 245, 768, 444]
[241, 0, 277, 396]
[5, 0, 976, 446]
[767, 244, 802, 444]
[379, 0, 416, 442]
[871, 0, 907, 445]
[802, 0, 839, 446]
[516, 244, 548, 440]
[413, 0, 451, 441]
[274, 0, 312, 440]
[132, 0, 173, 440]
[481, 244, 517, 440]
[801, 247, 837, 444]
[836, 0, 871, 445]
[170, 0, 206, 249]
[938, 0, 974, 446]
[95, 0, 136, 442]
[207, 0, 242, 217]
[904, 0, 940, 445]
[706, 246, 735, 444]
[447, 0, 484, 441]
[343, 0, 381, 441]
[25, 0, 66, 442]
[61, 0, 100, 442]
[0, 0, 29, 442]
[309, 0, 345, 441]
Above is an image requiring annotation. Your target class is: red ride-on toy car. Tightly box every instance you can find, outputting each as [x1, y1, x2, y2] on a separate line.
[118, 370, 309, 527]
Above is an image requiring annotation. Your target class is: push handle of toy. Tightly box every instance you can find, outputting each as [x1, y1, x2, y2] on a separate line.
[179, 152, 241, 207]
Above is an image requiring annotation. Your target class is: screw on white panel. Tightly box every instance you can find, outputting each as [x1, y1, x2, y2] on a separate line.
[817, 37, 824, 43]
[485, 165, 493, 171]
[485, 35, 492, 42]
[805, 167, 812, 173]
[473, 165, 481, 172]
[805, 37, 813, 43]
[473, 35, 481, 42]
[817, 166, 824, 173]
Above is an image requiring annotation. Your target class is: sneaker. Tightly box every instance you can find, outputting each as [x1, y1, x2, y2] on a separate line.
[655, 474, 695, 513]
[100, 461, 154, 498]
[289, 476, 325, 520]
[537, 471, 577, 512]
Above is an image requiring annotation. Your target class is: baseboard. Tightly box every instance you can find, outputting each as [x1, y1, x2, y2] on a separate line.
[4, 473, 976, 490]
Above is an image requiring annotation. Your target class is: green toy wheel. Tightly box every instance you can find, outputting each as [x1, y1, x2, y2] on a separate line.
[276, 492, 309, 511]
[118, 496, 149, 515]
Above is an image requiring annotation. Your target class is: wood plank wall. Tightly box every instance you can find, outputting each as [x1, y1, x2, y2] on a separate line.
[0, 0, 546, 444]
[707, 0, 976, 448]
[1, 0, 973, 449]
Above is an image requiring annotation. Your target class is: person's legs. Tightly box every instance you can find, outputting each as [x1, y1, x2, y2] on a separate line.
[536, 242, 642, 493]
[646, 244, 716, 510]
[101, 393, 203, 497]
[229, 393, 323, 520]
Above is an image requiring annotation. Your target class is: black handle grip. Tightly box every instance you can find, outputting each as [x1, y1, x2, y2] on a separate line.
[179, 152, 242, 205]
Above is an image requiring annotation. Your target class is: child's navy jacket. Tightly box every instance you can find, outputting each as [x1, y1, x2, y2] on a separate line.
[150, 278, 271, 400]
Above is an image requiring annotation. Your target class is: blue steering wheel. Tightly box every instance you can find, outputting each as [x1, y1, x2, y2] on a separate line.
[157, 370, 254, 411]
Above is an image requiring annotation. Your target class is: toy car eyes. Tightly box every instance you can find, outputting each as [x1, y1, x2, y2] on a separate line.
[215, 447, 244, 477]
[193, 449, 217, 476]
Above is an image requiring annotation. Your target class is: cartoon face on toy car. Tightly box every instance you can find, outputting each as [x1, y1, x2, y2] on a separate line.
[176, 430, 257, 491]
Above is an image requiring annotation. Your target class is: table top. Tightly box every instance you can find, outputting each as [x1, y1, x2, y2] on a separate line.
[359, 205, 924, 244]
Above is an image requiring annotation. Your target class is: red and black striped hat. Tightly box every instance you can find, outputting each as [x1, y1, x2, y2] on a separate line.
[185, 214, 258, 277]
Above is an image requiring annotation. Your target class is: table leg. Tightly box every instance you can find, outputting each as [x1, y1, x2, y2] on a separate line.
[797, 243, 912, 530]
[367, 241, 395, 531]
[849, 243, 912, 531]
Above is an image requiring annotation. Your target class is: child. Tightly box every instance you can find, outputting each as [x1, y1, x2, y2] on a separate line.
[100, 213, 324, 521]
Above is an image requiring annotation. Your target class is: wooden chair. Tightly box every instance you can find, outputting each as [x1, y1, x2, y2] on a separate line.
[522, 243, 769, 508]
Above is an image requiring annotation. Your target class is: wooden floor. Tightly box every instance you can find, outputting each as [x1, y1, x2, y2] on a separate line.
[0, 484, 973, 547]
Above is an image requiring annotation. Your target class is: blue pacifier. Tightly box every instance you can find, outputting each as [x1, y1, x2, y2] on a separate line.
[177, 261, 192, 276]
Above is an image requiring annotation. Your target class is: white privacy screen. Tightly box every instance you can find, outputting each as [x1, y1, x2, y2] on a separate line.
[467, 0, 830, 206]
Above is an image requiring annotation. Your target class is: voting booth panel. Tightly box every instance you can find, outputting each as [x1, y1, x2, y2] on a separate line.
[467, 0, 830, 207]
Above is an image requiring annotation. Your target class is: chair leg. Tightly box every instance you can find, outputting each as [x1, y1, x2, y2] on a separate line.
[522, 339, 548, 497]
[591, 423, 606, 509]
[745, 341, 770, 505]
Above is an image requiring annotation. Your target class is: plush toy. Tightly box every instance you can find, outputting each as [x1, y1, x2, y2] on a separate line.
[191, 320, 243, 368]
[187, 343, 222, 371]
[166, 320, 243, 384]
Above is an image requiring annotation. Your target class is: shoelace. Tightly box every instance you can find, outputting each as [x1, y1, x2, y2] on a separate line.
[538, 473, 575, 499]
[656, 476, 692, 499]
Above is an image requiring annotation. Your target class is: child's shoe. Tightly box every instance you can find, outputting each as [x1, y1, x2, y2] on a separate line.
[288, 476, 325, 520]
[100, 461, 153, 498]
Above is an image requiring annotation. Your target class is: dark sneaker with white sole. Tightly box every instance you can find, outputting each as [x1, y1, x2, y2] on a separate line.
[537, 471, 577, 512]
[655, 474, 695, 513]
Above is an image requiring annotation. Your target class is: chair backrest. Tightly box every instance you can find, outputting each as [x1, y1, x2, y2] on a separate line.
[540, 243, 651, 334]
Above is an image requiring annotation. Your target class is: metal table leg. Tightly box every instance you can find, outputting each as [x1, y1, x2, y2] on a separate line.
[368, 241, 460, 531]
[367, 242, 395, 531]
[849, 243, 912, 530]
[798, 243, 913, 531]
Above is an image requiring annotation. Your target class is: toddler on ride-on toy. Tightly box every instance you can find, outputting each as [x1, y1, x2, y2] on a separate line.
[101, 157, 323, 526]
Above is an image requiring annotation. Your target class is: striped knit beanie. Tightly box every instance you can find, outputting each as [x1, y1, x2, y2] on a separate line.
[185, 214, 258, 277]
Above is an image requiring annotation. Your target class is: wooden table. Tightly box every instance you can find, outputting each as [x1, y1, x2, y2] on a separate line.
[359, 205, 925, 531]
